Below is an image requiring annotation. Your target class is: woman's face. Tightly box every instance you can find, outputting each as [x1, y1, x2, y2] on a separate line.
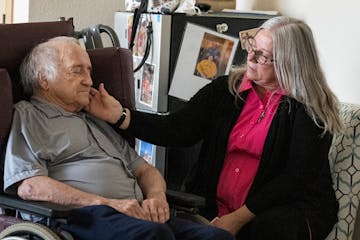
[246, 29, 278, 92]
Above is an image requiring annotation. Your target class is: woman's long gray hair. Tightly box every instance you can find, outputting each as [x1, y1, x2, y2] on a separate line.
[229, 16, 343, 134]
[20, 36, 79, 97]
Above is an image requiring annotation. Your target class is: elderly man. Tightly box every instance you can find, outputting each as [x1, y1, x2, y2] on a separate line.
[3, 37, 234, 240]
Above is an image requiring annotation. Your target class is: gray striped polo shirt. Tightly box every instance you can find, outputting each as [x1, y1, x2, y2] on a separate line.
[4, 96, 145, 202]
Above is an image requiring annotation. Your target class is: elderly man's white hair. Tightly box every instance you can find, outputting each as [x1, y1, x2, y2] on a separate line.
[20, 36, 80, 96]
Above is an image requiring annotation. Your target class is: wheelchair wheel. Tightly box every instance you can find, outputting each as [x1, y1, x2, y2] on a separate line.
[0, 222, 61, 240]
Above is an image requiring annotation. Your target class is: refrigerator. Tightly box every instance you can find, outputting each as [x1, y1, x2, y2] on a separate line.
[114, 11, 272, 189]
[114, 12, 172, 176]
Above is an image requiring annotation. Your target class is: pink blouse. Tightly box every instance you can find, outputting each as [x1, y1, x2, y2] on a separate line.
[216, 75, 284, 217]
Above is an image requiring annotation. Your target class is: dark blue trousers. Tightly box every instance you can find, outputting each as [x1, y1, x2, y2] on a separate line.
[57, 205, 234, 240]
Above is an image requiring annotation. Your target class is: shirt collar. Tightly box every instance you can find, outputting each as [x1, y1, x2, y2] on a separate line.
[239, 74, 252, 92]
[30, 96, 80, 118]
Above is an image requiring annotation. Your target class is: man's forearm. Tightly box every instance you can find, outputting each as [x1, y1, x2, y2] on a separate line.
[134, 163, 166, 199]
[18, 175, 105, 207]
[135, 163, 170, 223]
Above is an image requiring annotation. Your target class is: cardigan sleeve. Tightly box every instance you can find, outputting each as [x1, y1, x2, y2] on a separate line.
[127, 76, 229, 147]
[245, 102, 334, 215]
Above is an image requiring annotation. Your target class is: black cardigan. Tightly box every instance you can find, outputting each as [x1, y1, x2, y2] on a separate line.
[128, 76, 338, 236]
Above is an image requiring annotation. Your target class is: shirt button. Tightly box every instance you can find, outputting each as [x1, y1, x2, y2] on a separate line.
[235, 168, 240, 173]
[240, 134, 244, 138]
[259, 105, 264, 110]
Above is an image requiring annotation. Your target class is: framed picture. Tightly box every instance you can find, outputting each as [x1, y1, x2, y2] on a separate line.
[169, 23, 239, 101]
[139, 62, 155, 107]
[194, 32, 235, 81]
[239, 27, 259, 49]
[135, 138, 166, 175]
[138, 140, 155, 165]
[127, 14, 149, 57]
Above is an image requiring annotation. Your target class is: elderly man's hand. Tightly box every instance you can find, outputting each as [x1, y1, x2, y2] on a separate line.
[85, 83, 122, 124]
[141, 191, 170, 223]
[105, 198, 149, 221]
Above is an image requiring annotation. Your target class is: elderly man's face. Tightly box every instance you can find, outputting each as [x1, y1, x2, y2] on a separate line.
[45, 41, 92, 112]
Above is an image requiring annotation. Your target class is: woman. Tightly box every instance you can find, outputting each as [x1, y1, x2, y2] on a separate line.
[87, 16, 343, 239]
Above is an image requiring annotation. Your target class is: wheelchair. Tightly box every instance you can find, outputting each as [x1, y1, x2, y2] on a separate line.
[0, 18, 205, 239]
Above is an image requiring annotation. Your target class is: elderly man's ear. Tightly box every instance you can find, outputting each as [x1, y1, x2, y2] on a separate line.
[38, 72, 49, 90]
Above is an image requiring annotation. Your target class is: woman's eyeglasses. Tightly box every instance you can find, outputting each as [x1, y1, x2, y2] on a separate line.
[244, 36, 275, 65]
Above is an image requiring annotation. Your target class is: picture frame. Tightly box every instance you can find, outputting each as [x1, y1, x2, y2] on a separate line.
[138, 140, 155, 165]
[139, 62, 155, 107]
[239, 27, 259, 49]
[169, 23, 239, 101]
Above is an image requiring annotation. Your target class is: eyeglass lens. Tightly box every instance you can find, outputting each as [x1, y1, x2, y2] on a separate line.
[244, 37, 273, 65]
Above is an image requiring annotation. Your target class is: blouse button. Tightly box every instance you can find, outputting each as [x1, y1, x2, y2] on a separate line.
[235, 168, 240, 173]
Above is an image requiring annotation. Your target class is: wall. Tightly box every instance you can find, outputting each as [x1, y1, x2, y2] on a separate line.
[0, 0, 12, 23]
[13, 0, 360, 104]
[0, 0, 4, 23]
[253, 0, 360, 104]
[13, 0, 123, 30]
[13, 0, 28, 23]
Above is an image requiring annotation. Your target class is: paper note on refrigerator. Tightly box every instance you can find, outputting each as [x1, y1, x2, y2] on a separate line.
[169, 23, 239, 101]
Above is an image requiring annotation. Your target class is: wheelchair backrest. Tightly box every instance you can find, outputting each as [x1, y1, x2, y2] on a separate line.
[0, 19, 135, 191]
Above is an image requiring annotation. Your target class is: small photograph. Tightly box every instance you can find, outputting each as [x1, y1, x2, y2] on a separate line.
[169, 23, 239, 101]
[239, 27, 260, 50]
[139, 62, 155, 106]
[194, 32, 235, 80]
[127, 15, 149, 57]
[127, 15, 133, 46]
[139, 140, 154, 164]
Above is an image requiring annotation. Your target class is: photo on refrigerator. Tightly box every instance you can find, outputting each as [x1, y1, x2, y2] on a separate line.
[138, 140, 155, 166]
[139, 62, 155, 107]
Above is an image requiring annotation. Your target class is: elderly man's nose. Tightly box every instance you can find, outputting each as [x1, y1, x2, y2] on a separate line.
[83, 73, 93, 86]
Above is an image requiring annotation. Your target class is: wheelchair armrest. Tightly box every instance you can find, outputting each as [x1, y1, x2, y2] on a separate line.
[166, 189, 205, 209]
[0, 193, 72, 219]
